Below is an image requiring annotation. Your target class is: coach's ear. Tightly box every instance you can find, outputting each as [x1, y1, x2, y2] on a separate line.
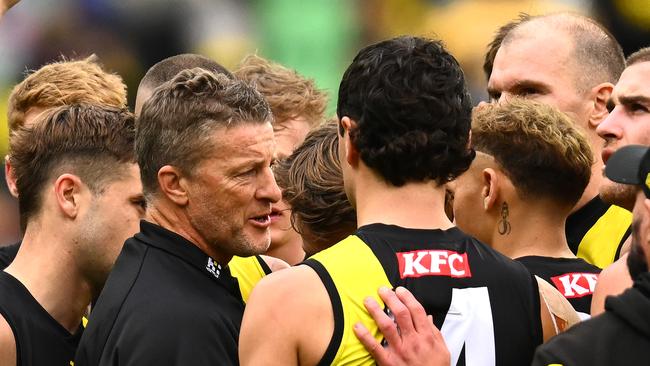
[158, 165, 188, 206]
[340, 116, 359, 167]
[481, 168, 499, 212]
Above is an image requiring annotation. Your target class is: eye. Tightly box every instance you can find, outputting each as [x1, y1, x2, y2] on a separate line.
[488, 92, 501, 102]
[518, 87, 539, 97]
[630, 103, 649, 113]
[131, 197, 146, 211]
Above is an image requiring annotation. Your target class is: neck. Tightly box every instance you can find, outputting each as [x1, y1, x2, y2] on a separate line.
[573, 135, 604, 213]
[146, 200, 231, 265]
[489, 201, 575, 259]
[353, 167, 453, 230]
[5, 221, 90, 333]
[265, 237, 305, 266]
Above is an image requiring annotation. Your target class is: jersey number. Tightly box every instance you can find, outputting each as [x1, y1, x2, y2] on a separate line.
[440, 287, 495, 366]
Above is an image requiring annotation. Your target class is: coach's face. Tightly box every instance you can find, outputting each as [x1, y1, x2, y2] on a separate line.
[185, 122, 281, 259]
[488, 33, 591, 127]
[597, 62, 650, 210]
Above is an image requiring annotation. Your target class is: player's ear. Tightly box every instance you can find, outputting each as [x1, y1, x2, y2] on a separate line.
[158, 165, 188, 206]
[481, 168, 499, 211]
[589, 82, 614, 128]
[4, 156, 18, 198]
[54, 173, 87, 219]
[340, 117, 359, 167]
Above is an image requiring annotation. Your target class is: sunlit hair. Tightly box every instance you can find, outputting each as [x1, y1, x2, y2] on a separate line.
[9, 104, 135, 228]
[274, 120, 356, 253]
[471, 98, 593, 207]
[8, 55, 127, 132]
[235, 54, 327, 127]
[136, 68, 272, 198]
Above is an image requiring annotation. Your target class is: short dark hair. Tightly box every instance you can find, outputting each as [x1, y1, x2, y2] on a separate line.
[626, 47, 650, 66]
[274, 120, 356, 252]
[138, 53, 232, 92]
[501, 13, 625, 89]
[136, 68, 272, 198]
[483, 14, 530, 82]
[336, 36, 475, 187]
[9, 104, 135, 227]
[471, 98, 593, 208]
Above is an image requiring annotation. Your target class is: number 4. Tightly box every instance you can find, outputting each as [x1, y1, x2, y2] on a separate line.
[440, 287, 495, 366]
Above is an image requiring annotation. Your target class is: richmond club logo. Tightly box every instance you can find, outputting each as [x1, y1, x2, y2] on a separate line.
[397, 250, 472, 279]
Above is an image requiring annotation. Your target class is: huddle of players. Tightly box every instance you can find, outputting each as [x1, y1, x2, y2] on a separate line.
[0, 7, 648, 366]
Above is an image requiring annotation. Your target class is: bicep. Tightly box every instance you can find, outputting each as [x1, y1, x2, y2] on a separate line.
[0, 314, 16, 366]
[239, 278, 300, 366]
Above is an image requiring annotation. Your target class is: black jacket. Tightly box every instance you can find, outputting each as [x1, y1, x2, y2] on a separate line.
[533, 271, 650, 365]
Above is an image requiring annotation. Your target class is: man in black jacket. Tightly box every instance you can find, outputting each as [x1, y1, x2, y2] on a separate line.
[533, 144, 650, 365]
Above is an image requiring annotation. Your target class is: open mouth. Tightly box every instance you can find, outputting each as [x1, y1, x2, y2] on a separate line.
[251, 214, 271, 225]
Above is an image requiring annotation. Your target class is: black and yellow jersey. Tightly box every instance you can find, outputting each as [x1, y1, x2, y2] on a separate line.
[229, 255, 272, 303]
[566, 196, 631, 269]
[0, 271, 83, 366]
[305, 223, 542, 366]
[516, 256, 601, 319]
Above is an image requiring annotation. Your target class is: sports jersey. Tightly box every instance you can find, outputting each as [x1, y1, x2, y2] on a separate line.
[0, 271, 83, 366]
[0, 241, 19, 269]
[532, 271, 650, 366]
[566, 196, 631, 268]
[75, 220, 244, 366]
[305, 224, 542, 366]
[229, 255, 272, 303]
[516, 256, 600, 319]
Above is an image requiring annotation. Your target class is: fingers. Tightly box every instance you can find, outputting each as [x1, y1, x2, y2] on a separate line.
[394, 287, 430, 334]
[363, 295, 401, 346]
[378, 286, 416, 337]
[353, 322, 388, 364]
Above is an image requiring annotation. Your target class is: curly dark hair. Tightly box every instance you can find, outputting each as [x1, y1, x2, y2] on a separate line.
[336, 36, 475, 187]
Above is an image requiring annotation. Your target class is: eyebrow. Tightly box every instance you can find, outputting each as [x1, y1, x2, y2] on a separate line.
[617, 95, 650, 106]
[487, 79, 549, 96]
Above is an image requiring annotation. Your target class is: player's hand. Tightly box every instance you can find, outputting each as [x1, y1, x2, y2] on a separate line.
[354, 286, 450, 366]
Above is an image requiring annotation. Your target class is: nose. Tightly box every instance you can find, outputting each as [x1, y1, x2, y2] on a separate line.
[257, 168, 282, 203]
[596, 107, 623, 141]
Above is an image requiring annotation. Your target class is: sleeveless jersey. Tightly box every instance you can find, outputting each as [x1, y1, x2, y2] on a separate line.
[306, 224, 542, 366]
[0, 271, 82, 366]
[229, 255, 272, 303]
[566, 196, 631, 268]
[516, 256, 600, 319]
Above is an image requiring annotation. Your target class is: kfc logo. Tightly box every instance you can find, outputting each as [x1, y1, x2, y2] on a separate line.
[551, 273, 598, 299]
[397, 250, 472, 279]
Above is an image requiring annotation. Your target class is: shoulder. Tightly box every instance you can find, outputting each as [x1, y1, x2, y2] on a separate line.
[240, 265, 332, 366]
[0, 313, 16, 366]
